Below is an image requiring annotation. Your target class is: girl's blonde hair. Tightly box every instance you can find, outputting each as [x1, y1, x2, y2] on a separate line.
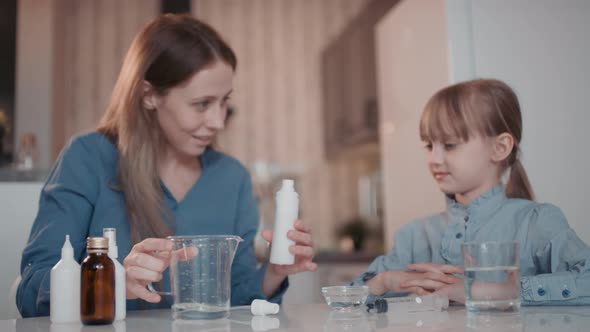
[97, 14, 237, 244]
[419, 79, 534, 200]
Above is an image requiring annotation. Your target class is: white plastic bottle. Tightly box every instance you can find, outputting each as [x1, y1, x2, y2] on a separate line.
[270, 179, 299, 265]
[50, 235, 80, 323]
[103, 228, 126, 320]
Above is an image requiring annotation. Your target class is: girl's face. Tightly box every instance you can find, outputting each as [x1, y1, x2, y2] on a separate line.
[424, 135, 501, 204]
[149, 60, 234, 159]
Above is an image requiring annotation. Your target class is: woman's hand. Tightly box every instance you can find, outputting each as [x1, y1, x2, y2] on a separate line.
[123, 238, 174, 303]
[261, 219, 318, 276]
[260, 219, 317, 297]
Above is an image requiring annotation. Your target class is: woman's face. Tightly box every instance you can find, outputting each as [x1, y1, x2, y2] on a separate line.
[150, 60, 234, 158]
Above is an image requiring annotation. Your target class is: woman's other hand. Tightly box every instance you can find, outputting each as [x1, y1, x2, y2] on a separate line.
[123, 238, 174, 303]
[261, 219, 318, 276]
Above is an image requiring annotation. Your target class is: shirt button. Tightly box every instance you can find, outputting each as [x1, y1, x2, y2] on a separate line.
[455, 233, 463, 239]
[562, 289, 571, 298]
[537, 288, 546, 296]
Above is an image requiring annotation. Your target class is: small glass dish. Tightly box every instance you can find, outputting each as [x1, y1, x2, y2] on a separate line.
[321, 286, 370, 312]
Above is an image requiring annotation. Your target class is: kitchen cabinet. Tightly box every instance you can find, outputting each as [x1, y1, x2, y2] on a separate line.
[321, 1, 396, 159]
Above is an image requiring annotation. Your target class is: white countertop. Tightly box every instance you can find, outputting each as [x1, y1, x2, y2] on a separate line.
[1, 304, 589, 332]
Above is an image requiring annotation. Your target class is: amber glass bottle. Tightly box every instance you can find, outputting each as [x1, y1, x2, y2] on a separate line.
[80, 237, 115, 325]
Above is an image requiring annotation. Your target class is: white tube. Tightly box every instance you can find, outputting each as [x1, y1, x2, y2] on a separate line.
[103, 228, 126, 320]
[367, 295, 449, 314]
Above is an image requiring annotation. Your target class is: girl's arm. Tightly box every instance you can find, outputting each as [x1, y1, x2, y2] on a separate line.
[521, 204, 590, 305]
[350, 223, 418, 289]
[351, 222, 460, 297]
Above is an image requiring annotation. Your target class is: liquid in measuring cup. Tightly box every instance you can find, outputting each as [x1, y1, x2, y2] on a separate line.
[148, 235, 243, 320]
[172, 303, 230, 320]
[464, 265, 520, 312]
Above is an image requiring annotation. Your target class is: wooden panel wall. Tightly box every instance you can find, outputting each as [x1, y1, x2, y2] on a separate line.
[50, 0, 380, 250]
[52, 0, 159, 156]
[193, 0, 379, 249]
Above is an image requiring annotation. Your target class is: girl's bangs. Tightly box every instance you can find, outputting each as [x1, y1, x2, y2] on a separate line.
[419, 96, 471, 143]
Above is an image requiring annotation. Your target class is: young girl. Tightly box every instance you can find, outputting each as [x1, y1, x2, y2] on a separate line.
[352, 79, 590, 305]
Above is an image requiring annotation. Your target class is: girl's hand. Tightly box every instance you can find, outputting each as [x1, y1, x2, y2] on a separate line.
[367, 270, 430, 295]
[406, 262, 464, 275]
[261, 219, 318, 276]
[400, 263, 463, 295]
[399, 271, 463, 294]
[433, 282, 465, 303]
[123, 238, 174, 303]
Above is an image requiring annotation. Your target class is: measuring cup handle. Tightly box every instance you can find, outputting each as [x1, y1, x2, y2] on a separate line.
[147, 283, 172, 296]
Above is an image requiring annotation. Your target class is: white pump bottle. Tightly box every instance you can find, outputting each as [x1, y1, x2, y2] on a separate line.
[270, 179, 299, 265]
[50, 235, 80, 323]
[103, 228, 126, 320]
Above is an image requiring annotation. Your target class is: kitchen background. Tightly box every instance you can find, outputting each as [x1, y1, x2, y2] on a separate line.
[1, 0, 589, 319]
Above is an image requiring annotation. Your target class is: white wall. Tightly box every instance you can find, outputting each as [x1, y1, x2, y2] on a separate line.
[375, 0, 449, 250]
[447, 0, 590, 242]
[377, 0, 590, 248]
[15, 0, 55, 169]
[0, 183, 43, 319]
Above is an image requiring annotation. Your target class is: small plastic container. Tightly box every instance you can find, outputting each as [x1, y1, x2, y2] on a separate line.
[321, 286, 370, 312]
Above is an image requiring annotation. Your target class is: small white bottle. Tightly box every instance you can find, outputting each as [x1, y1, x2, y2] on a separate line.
[270, 179, 299, 265]
[50, 235, 80, 323]
[103, 228, 126, 320]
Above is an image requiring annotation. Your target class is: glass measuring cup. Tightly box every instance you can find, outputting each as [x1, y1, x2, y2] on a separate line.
[149, 235, 243, 320]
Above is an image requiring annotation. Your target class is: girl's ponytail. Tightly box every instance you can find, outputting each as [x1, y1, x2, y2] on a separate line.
[505, 158, 534, 200]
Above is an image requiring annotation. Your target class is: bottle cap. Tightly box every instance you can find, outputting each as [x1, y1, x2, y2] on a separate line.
[281, 179, 294, 190]
[103, 228, 117, 246]
[366, 299, 388, 313]
[251, 299, 280, 316]
[103, 228, 118, 258]
[87, 237, 109, 252]
[61, 234, 74, 258]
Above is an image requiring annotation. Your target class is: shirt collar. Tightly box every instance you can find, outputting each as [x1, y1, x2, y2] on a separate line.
[446, 184, 506, 223]
[199, 146, 222, 170]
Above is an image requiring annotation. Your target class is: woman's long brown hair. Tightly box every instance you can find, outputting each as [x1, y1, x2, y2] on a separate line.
[419, 79, 534, 200]
[97, 14, 237, 244]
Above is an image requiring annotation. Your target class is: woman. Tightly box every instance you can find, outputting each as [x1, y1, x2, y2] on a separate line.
[17, 14, 316, 317]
